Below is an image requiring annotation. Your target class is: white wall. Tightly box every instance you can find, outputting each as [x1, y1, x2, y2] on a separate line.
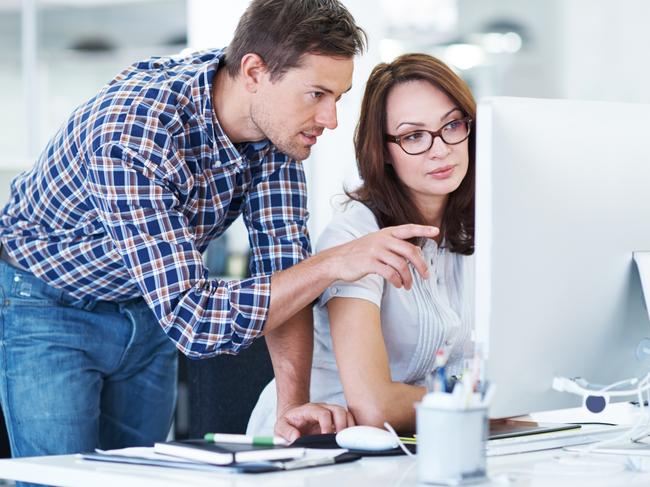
[305, 0, 382, 240]
[560, 0, 650, 103]
[457, 0, 564, 99]
[187, 0, 242, 49]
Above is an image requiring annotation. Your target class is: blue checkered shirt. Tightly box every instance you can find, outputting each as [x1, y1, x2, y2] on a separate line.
[0, 49, 311, 357]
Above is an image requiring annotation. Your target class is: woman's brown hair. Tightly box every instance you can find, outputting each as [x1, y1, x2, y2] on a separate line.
[350, 53, 476, 255]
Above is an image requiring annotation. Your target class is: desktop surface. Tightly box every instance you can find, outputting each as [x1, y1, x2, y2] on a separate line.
[3, 437, 650, 486]
[0, 405, 646, 487]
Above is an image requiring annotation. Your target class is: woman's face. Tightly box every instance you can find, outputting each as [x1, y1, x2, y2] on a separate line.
[385, 80, 469, 210]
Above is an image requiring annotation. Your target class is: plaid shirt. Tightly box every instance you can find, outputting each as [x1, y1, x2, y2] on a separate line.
[0, 49, 311, 357]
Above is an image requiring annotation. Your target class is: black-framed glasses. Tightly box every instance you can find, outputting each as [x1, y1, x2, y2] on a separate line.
[385, 117, 473, 155]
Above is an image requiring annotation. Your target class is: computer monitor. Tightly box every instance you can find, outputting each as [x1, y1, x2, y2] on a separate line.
[474, 96, 650, 419]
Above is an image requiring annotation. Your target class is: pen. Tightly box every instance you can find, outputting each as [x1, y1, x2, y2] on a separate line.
[204, 433, 289, 446]
[280, 452, 358, 470]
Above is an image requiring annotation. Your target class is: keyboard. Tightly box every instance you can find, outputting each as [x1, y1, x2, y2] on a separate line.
[487, 424, 629, 456]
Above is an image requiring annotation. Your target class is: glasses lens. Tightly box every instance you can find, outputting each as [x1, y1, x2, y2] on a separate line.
[441, 119, 470, 144]
[400, 131, 433, 155]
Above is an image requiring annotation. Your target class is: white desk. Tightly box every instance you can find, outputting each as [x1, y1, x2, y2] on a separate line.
[1, 403, 649, 487]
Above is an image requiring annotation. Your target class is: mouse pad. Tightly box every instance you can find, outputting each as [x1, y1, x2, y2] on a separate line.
[292, 433, 416, 456]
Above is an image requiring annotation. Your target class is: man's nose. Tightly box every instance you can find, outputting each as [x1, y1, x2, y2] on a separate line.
[315, 100, 338, 130]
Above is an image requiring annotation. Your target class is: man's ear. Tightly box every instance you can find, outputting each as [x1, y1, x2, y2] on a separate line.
[240, 53, 268, 94]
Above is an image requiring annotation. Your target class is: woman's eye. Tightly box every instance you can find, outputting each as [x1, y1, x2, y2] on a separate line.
[445, 120, 463, 131]
[404, 131, 425, 141]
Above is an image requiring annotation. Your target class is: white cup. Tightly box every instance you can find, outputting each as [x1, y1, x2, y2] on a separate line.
[416, 402, 488, 485]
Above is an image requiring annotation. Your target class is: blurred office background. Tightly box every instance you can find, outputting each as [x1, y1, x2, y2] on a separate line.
[1, 0, 649, 455]
[3, 0, 650, 250]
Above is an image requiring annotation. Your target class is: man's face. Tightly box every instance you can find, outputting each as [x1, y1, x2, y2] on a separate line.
[250, 54, 354, 161]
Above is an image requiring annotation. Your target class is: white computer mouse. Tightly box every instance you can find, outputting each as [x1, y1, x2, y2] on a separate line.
[335, 425, 399, 451]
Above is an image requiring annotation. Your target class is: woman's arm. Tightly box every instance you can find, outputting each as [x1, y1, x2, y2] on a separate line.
[328, 297, 426, 433]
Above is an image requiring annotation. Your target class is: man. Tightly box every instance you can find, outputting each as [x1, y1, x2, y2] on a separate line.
[0, 0, 436, 457]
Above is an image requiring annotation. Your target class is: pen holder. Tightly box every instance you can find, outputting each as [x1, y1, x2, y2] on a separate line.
[416, 400, 488, 485]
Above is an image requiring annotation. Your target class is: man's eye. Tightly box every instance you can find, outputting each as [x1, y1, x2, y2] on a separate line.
[310, 92, 324, 99]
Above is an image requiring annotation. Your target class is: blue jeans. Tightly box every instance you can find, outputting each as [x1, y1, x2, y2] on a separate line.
[0, 260, 178, 458]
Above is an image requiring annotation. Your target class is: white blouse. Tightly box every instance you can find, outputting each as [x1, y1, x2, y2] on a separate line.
[247, 200, 474, 435]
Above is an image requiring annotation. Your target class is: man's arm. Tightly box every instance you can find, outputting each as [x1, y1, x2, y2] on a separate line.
[265, 307, 312, 417]
[264, 306, 353, 441]
[262, 224, 438, 441]
[264, 223, 438, 332]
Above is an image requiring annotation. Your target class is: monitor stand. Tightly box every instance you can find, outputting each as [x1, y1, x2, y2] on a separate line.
[634, 252, 650, 362]
[489, 418, 580, 440]
[487, 252, 650, 438]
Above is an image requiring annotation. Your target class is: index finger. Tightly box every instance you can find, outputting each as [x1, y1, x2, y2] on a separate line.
[388, 238, 429, 281]
[390, 224, 439, 241]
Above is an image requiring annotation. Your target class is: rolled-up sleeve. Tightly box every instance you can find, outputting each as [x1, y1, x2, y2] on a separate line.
[87, 143, 269, 357]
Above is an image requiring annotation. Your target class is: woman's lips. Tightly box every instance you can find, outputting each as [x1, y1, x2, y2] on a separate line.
[427, 165, 455, 180]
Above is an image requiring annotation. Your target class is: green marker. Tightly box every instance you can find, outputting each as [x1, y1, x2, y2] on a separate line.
[204, 432, 289, 446]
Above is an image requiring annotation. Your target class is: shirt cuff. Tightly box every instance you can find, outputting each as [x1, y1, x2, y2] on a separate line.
[319, 280, 382, 308]
[225, 274, 272, 353]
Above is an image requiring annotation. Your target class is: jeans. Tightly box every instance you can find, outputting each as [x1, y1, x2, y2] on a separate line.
[0, 259, 178, 459]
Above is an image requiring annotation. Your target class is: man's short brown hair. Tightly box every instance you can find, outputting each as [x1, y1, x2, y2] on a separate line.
[224, 0, 366, 81]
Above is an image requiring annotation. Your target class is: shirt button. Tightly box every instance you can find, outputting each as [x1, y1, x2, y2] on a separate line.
[331, 287, 339, 295]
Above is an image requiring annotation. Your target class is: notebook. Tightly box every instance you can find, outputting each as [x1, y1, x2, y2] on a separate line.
[81, 447, 359, 473]
[153, 439, 305, 465]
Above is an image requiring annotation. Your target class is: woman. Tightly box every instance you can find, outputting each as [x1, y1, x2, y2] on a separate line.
[248, 53, 476, 436]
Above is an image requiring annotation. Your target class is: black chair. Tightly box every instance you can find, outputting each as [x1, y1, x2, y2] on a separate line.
[181, 337, 274, 437]
[1, 407, 10, 458]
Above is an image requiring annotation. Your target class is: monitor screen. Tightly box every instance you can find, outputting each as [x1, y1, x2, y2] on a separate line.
[474, 96, 650, 418]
